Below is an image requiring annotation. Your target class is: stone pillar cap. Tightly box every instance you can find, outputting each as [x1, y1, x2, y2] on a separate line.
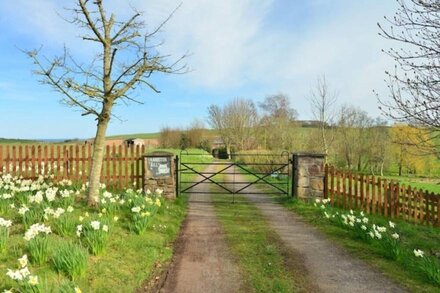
[292, 152, 326, 158]
[143, 151, 175, 157]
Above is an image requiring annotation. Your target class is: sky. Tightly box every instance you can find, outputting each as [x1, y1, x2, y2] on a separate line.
[0, 0, 399, 139]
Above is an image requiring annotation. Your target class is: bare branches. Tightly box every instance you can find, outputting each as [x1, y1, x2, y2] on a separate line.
[111, 13, 141, 43]
[378, 0, 440, 132]
[309, 75, 338, 159]
[27, 0, 187, 113]
[26, 48, 100, 117]
[78, 0, 105, 44]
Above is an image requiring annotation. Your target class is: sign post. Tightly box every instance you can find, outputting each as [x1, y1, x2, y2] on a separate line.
[143, 151, 176, 199]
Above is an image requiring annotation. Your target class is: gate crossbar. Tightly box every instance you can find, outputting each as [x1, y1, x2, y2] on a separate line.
[180, 163, 235, 194]
[234, 164, 288, 194]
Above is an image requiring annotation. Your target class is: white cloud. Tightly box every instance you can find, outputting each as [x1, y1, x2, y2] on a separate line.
[0, 0, 399, 119]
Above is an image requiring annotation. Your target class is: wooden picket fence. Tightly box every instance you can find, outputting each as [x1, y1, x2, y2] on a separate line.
[0, 144, 147, 190]
[324, 165, 440, 226]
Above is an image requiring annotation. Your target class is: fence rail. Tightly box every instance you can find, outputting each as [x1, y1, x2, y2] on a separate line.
[0, 144, 146, 190]
[324, 165, 440, 226]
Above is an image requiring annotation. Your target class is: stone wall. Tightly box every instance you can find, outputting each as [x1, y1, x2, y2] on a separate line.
[293, 153, 326, 200]
[143, 152, 176, 200]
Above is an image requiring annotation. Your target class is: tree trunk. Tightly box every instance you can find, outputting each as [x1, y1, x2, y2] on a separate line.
[320, 123, 328, 164]
[87, 115, 110, 206]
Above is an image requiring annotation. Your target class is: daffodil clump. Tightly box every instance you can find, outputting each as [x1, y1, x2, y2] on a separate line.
[98, 190, 125, 216]
[314, 198, 440, 286]
[45, 206, 76, 237]
[127, 188, 163, 234]
[24, 223, 52, 264]
[5, 255, 41, 293]
[413, 248, 440, 285]
[76, 220, 109, 255]
[0, 217, 12, 252]
[0, 170, 167, 291]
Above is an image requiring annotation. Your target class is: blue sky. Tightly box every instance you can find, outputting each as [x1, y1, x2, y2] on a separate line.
[0, 0, 398, 139]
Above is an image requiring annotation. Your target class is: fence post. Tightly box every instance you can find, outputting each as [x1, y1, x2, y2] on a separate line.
[290, 154, 295, 197]
[291, 153, 326, 201]
[437, 195, 440, 227]
[324, 164, 329, 199]
[175, 155, 179, 197]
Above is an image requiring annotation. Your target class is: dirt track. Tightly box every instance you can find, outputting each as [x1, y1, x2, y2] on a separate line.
[159, 166, 244, 293]
[157, 165, 407, 293]
[229, 170, 407, 293]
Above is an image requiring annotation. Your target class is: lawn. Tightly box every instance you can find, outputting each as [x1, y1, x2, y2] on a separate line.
[0, 173, 187, 292]
[281, 197, 440, 292]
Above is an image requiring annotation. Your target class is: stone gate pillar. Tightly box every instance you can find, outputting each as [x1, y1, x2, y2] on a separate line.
[292, 153, 326, 201]
[143, 151, 176, 200]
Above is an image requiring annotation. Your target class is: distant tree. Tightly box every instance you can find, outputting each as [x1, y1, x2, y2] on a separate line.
[179, 133, 190, 150]
[259, 93, 297, 121]
[26, 1, 186, 205]
[207, 98, 258, 154]
[309, 76, 337, 162]
[259, 94, 297, 150]
[186, 119, 206, 149]
[197, 138, 211, 153]
[207, 105, 234, 156]
[377, 0, 440, 154]
[366, 118, 390, 176]
[336, 105, 374, 171]
[390, 124, 434, 176]
[159, 126, 181, 148]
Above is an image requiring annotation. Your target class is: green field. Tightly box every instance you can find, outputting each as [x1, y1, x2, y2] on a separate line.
[105, 132, 160, 140]
[383, 175, 440, 194]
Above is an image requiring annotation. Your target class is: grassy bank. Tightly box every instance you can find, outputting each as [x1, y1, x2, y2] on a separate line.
[281, 198, 440, 292]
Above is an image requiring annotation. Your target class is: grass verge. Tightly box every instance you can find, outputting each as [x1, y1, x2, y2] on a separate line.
[280, 197, 440, 292]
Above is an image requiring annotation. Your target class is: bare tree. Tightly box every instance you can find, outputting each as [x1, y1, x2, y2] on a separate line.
[259, 93, 297, 121]
[336, 105, 374, 171]
[207, 98, 258, 155]
[377, 0, 440, 152]
[258, 93, 297, 150]
[207, 105, 233, 157]
[26, 0, 186, 205]
[309, 76, 337, 161]
[367, 118, 390, 176]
